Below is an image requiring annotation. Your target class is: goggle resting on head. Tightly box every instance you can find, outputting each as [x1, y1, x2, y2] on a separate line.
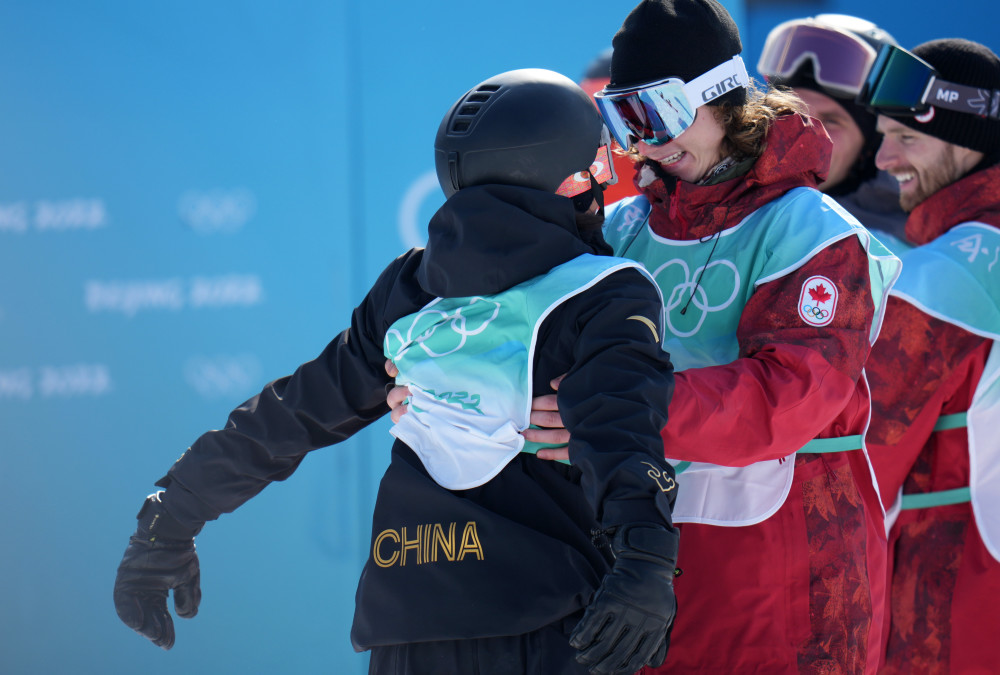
[556, 125, 619, 199]
[857, 43, 1000, 119]
[594, 56, 749, 150]
[757, 18, 880, 98]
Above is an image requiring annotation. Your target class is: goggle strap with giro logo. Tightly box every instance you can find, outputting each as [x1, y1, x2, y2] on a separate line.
[683, 55, 750, 107]
[595, 55, 749, 149]
[857, 43, 1000, 119]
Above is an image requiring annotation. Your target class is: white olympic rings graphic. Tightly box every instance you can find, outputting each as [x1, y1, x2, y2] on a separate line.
[385, 297, 502, 360]
[653, 257, 741, 338]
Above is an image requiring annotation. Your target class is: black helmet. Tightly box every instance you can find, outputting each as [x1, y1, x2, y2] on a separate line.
[435, 68, 604, 199]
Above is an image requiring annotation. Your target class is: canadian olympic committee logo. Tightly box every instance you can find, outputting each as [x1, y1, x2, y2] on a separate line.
[798, 275, 838, 327]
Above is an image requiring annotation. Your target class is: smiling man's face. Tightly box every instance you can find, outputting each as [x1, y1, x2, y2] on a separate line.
[875, 115, 984, 212]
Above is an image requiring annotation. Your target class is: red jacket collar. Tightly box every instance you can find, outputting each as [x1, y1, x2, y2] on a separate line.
[905, 164, 1000, 245]
[638, 114, 831, 240]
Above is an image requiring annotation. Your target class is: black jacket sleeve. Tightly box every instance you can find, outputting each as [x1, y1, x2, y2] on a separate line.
[156, 250, 434, 529]
[534, 267, 677, 529]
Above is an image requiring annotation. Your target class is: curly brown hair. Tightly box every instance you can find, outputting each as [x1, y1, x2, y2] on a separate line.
[714, 82, 806, 160]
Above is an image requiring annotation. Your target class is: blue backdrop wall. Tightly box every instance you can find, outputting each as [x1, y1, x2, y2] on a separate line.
[0, 1, 994, 673]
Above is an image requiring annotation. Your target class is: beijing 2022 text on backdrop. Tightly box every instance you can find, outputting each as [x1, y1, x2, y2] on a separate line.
[0, 1, 995, 673]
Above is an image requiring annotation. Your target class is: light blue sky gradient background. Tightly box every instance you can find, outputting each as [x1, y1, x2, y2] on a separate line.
[1, 1, 995, 673]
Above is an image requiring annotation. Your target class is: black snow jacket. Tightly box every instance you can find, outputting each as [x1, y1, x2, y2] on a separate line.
[153, 184, 677, 645]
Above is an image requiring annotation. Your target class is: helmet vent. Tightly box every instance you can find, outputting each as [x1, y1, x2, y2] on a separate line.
[434, 69, 597, 198]
[449, 88, 498, 134]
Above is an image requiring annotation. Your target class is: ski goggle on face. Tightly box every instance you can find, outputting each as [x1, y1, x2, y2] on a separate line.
[594, 56, 749, 150]
[556, 125, 619, 199]
[857, 43, 1000, 119]
[757, 19, 880, 98]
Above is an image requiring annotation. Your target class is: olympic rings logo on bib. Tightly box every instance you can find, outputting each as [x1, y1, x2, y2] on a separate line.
[798, 275, 838, 327]
[385, 297, 502, 361]
[656, 257, 741, 338]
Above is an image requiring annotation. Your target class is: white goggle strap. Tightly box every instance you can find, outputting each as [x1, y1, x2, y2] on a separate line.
[681, 56, 750, 108]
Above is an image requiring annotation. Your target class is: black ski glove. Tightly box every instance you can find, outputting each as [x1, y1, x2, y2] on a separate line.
[113, 491, 203, 650]
[570, 523, 679, 675]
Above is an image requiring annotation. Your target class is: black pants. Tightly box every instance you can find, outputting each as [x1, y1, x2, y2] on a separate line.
[368, 615, 591, 675]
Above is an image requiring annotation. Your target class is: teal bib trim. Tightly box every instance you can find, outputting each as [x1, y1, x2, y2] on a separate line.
[933, 412, 968, 432]
[899, 486, 971, 510]
[894, 414, 972, 509]
[890, 223, 1000, 341]
[797, 435, 864, 453]
[670, 437, 862, 477]
[521, 425, 571, 465]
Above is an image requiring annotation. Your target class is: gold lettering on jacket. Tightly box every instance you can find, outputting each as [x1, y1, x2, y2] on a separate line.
[642, 461, 678, 493]
[373, 521, 485, 567]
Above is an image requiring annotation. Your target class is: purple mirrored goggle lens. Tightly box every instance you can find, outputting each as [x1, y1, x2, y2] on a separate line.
[758, 22, 877, 97]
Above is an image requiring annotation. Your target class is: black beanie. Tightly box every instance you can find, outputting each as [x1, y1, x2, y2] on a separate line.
[890, 38, 1000, 155]
[609, 0, 746, 106]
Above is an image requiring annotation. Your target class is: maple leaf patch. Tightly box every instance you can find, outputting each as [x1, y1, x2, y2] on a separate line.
[798, 275, 838, 327]
[809, 284, 832, 304]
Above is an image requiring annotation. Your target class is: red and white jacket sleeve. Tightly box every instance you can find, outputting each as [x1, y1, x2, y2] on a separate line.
[662, 237, 875, 467]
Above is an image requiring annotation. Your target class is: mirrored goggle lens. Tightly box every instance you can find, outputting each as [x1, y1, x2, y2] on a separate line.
[596, 79, 696, 149]
[556, 144, 618, 199]
[858, 44, 935, 113]
[758, 22, 877, 97]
